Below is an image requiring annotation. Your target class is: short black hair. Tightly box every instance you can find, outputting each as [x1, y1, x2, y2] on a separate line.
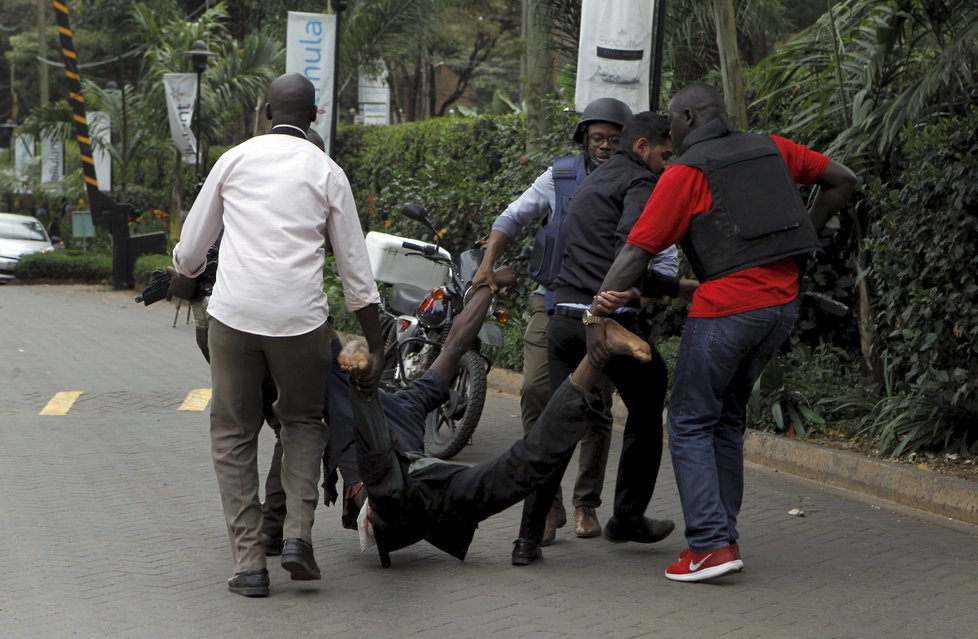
[620, 111, 671, 149]
[670, 83, 727, 122]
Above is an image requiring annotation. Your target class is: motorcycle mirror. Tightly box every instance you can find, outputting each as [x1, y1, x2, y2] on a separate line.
[400, 203, 429, 223]
[401, 203, 442, 244]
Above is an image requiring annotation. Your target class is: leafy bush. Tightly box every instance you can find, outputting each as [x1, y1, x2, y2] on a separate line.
[13, 249, 112, 282]
[333, 111, 578, 371]
[133, 254, 173, 286]
[749, 343, 872, 439]
[863, 107, 978, 452]
[337, 112, 576, 254]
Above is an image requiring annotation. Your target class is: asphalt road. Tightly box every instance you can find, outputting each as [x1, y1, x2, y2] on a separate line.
[2, 284, 977, 639]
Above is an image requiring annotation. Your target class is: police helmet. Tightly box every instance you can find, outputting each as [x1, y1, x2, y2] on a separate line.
[572, 98, 633, 143]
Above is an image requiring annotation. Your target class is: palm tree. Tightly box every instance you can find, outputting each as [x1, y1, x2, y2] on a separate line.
[749, 0, 978, 377]
[131, 0, 282, 219]
[751, 0, 978, 168]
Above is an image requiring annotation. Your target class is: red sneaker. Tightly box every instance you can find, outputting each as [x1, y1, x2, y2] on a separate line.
[665, 544, 742, 582]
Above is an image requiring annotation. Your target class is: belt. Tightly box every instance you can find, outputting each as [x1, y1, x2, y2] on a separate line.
[552, 306, 585, 319]
[552, 305, 639, 322]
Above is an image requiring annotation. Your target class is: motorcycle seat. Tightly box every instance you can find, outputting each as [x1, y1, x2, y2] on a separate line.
[389, 283, 429, 316]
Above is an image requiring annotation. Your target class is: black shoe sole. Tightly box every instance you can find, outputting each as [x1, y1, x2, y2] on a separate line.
[228, 584, 269, 597]
[281, 556, 321, 580]
[511, 549, 542, 566]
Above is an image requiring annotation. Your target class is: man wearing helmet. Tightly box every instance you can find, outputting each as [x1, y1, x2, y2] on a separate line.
[471, 97, 632, 547]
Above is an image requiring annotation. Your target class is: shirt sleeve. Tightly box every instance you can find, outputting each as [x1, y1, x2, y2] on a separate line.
[172, 157, 227, 277]
[649, 244, 679, 278]
[770, 135, 831, 184]
[627, 165, 709, 256]
[325, 168, 381, 312]
[491, 167, 555, 239]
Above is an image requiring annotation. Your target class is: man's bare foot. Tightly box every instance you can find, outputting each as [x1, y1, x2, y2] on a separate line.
[604, 319, 651, 362]
[337, 340, 371, 372]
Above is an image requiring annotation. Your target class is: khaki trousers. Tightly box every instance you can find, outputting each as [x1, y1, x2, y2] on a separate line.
[520, 294, 614, 508]
[208, 318, 331, 574]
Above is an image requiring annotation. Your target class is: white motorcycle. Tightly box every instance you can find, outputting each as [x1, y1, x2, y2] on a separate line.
[366, 204, 506, 459]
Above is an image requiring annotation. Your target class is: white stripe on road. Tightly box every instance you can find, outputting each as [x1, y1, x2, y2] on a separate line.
[179, 388, 212, 411]
[39, 391, 84, 415]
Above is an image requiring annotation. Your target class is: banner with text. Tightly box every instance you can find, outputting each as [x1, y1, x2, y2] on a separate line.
[40, 131, 64, 184]
[163, 73, 198, 165]
[14, 133, 35, 183]
[89, 111, 112, 191]
[575, 0, 655, 114]
[358, 68, 391, 126]
[286, 11, 336, 152]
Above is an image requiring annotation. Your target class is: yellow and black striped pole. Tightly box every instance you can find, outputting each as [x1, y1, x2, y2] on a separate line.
[49, 1, 170, 289]
[51, 0, 101, 204]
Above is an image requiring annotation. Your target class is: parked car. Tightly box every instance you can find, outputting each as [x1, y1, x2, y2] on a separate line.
[0, 212, 56, 281]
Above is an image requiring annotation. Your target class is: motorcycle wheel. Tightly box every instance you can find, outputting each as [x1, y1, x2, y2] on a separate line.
[423, 350, 488, 459]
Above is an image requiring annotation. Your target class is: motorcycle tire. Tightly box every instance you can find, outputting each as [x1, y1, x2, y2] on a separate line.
[423, 350, 488, 459]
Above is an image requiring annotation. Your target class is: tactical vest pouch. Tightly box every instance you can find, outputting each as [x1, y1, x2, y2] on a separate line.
[528, 155, 584, 289]
[679, 133, 819, 281]
[707, 147, 805, 239]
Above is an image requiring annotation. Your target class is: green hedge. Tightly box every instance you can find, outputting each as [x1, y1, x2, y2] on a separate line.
[333, 112, 579, 371]
[13, 249, 112, 282]
[861, 107, 978, 453]
[868, 108, 978, 410]
[133, 254, 174, 287]
[337, 113, 577, 257]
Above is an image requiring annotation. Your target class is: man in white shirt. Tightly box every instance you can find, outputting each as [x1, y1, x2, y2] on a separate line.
[173, 73, 384, 598]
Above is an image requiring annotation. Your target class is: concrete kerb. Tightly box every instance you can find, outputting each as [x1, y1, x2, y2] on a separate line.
[487, 367, 978, 526]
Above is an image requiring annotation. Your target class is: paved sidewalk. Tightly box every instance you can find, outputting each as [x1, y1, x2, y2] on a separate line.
[2, 285, 977, 638]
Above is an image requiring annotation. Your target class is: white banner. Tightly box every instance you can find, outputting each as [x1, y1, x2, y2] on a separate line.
[575, 0, 655, 114]
[14, 134, 35, 188]
[358, 69, 390, 126]
[163, 73, 198, 165]
[40, 131, 64, 184]
[89, 111, 112, 191]
[286, 11, 336, 152]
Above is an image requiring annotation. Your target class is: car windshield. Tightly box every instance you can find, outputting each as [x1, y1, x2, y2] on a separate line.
[0, 219, 48, 242]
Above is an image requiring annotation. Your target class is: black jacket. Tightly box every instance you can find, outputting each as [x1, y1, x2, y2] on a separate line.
[553, 149, 658, 306]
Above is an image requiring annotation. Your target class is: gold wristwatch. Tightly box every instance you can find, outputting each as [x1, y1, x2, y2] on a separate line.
[582, 309, 607, 325]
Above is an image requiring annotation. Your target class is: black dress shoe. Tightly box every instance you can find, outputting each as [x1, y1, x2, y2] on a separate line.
[259, 532, 283, 556]
[227, 568, 269, 597]
[511, 538, 542, 566]
[604, 516, 675, 544]
[281, 538, 321, 580]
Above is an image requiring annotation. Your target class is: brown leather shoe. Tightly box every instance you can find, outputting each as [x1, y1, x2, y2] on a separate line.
[573, 506, 602, 538]
[540, 503, 568, 547]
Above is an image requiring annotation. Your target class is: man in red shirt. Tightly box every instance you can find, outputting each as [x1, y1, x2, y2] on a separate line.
[586, 83, 857, 582]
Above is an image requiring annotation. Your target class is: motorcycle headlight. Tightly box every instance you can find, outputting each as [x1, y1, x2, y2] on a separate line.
[417, 288, 448, 328]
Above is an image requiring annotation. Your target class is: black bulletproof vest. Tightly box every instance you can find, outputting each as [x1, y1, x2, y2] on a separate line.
[674, 117, 820, 281]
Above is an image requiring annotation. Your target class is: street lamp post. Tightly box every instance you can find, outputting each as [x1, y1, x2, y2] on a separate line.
[328, 0, 348, 158]
[186, 41, 217, 189]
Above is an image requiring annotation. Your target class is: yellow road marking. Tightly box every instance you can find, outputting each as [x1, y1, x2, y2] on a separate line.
[39, 391, 84, 416]
[179, 388, 212, 411]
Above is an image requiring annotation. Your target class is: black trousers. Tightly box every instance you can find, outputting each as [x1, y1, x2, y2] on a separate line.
[350, 378, 605, 556]
[517, 313, 668, 543]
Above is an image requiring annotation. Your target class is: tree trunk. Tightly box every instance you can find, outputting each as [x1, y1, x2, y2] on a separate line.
[712, 0, 747, 129]
[851, 210, 882, 385]
[525, 0, 554, 153]
[169, 152, 183, 242]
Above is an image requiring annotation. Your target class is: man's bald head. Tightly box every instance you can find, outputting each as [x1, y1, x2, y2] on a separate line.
[667, 83, 729, 149]
[264, 73, 317, 131]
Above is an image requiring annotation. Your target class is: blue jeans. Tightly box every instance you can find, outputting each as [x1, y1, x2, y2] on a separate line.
[667, 301, 798, 552]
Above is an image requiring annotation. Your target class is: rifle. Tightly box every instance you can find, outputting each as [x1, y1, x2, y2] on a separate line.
[134, 246, 219, 306]
[134, 269, 171, 306]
